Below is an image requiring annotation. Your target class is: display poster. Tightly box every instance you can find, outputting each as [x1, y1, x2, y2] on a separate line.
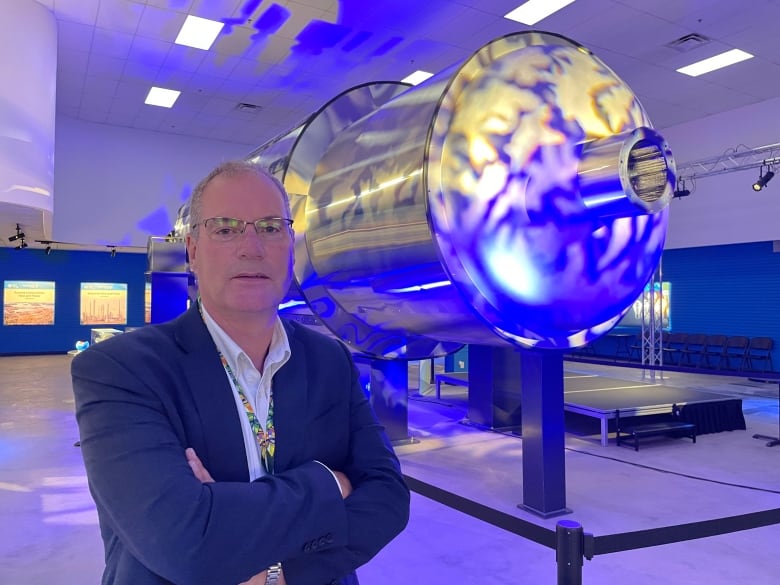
[80, 282, 128, 325]
[619, 281, 671, 330]
[3, 281, 56, 326]
[144, 282, 152, 324]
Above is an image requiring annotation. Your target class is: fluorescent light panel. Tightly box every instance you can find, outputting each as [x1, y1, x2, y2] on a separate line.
[145, 87, 181, 108]
[504, 0, 576, 25]
[175, 15, 224, 50]
[401, 70, 433, 85]
[676, 48, 754, 77]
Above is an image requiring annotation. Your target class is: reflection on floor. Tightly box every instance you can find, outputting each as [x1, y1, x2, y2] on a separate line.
[1, 356, 778, 584]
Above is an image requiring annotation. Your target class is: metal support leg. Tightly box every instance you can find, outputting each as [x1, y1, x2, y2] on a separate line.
[520, 348, 570, 517]
[365, 357, 411, 444]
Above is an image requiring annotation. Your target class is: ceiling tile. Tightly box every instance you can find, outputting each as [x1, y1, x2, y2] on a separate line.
[135, 3, 187, 41]
[212, 25, 263, 58]
[53, 0, 100, 25]
[201, 96, 242, 115]
[163, 44, 206, 72]
[227, 58, 273, 84]
[195, 53, 241, 78]
[86, 53, 127, 79]
[144, 0, 194, 12]
[127, 35, 172, 68]
[92, 27, 134, 59]
[57, 104, 80, 118]
[57, 49, 90, 75]
[173, 91, 211, 113]
[57, 20, 95, 52]
[55, 77, 85, 108]
[79, 106, 109, 123]
[82, 75, 119, 98]
[155, 67, 194, 88]
[190, 0, 243, 20]
[122, 59, 161, 83]
[95, 0, 145, 34]
[189, 73, 228, 96]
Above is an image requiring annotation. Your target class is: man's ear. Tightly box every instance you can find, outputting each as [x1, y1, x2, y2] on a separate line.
[186, 233, 197, 272]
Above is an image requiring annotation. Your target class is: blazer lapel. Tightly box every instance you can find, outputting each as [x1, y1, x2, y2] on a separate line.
[175, 305, 250, 482]
[272, 321, 308, 473]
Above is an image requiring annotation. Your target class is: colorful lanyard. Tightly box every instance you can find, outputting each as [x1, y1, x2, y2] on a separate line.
[198, 299, 274, 474]
[218, 354, 275, 475]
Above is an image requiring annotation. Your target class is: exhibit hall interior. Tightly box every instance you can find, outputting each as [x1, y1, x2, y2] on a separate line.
[1, 1, 780, 584]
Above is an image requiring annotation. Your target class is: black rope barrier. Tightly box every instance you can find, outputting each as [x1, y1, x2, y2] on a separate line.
[404, 473, 780, 584]
[591, 507, 780, 556]
[402, 474, 557, 549]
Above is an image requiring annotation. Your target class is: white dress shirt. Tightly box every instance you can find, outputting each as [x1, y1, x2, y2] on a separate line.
[201, 305, 291, 481]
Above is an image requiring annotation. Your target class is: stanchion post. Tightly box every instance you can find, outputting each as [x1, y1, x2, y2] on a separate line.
[556, 520, 584, 585]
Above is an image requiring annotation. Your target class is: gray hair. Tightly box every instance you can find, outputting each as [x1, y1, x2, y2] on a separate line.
[188, 160, 291, 236]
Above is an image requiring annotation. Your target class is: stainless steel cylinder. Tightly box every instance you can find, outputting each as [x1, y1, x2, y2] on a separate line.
[291, 31, 673, 357]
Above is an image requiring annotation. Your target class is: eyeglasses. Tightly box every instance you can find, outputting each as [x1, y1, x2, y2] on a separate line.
[193, 217, 293, 242]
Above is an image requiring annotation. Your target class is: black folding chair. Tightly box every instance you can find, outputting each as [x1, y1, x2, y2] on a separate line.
[745, 337, 775, 372]
[719, 336, 749, 371]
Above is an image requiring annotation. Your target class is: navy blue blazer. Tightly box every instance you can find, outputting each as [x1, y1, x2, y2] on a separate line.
[72, 304, 409, 585]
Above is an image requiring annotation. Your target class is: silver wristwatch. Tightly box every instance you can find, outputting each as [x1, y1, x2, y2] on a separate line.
[265, 563, 282, 585]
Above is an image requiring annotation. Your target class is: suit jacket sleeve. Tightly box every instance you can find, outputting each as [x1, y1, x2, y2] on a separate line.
[72, 328, 351, 585]
[279, 339, 410, 585]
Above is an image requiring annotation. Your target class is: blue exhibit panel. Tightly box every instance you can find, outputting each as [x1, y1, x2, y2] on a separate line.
[0, 248, 146, 355]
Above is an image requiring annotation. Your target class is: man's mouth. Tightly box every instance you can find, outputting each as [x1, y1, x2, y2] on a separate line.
[233, 273, 269, 280]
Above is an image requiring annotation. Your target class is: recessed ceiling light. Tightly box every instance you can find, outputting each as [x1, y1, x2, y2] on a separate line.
[676, 48, 754, 77]
[174, 15, 225, 50]
[401, 70, 434, 85]
[504, 0, 577, 25]
[145, 87, 181, 108]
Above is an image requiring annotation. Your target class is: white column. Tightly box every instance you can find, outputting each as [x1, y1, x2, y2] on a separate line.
[0, 0, 57, 238]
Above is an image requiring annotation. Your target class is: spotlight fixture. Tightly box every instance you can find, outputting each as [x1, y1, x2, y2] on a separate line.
[752, 166, 775, 191]
[15, 241, 28, 249]
[673, 178, 691, 199]
[45, 245, 52, 255]
[8, 223, 25, 242]
[110, 246, 117, 258]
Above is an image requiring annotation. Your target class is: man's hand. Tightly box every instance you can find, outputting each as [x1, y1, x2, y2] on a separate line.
[238, 568, 287, 585]
[333, 470, 353, 499]
[238, 569, 266, 584]
[186, 448, 214, 483]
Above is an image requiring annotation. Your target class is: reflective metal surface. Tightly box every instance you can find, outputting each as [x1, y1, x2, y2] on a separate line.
[296, 32, 673, 355]
[250, 83, 463, 358]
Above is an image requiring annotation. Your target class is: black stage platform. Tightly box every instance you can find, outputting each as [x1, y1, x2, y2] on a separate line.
[434, 371, 746, 446]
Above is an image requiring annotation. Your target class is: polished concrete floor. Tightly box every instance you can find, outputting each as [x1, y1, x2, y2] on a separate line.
[1, 355, 779, 584]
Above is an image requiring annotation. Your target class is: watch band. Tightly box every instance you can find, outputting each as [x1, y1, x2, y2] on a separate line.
[265, 562, 282, 585]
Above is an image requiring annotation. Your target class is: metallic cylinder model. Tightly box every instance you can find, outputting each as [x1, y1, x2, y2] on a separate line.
[187, 31, 675, 359]
[280, 32, 673, 357]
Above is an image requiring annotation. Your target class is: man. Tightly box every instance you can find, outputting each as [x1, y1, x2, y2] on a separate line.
[72, 161, 410, 585]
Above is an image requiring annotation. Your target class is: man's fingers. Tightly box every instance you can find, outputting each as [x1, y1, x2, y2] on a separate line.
[186, 448, 215, 483]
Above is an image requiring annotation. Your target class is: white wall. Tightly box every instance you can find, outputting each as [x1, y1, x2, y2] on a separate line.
[661, 97, 780, 249]
[53, 116, 252, 248]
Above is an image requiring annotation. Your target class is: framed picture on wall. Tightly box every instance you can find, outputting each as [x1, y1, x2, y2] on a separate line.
[80, 282, 128, 325]
[3, 281, 56, 326]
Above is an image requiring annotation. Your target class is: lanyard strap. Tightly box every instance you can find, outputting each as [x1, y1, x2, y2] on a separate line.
[198, 298, 274, 474]
[218, 354, 275, 475]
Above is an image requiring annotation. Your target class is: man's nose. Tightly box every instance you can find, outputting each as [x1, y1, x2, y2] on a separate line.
[237, 223, 267, 251]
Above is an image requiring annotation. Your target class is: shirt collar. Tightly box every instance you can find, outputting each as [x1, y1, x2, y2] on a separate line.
[200, 303, 291, 377]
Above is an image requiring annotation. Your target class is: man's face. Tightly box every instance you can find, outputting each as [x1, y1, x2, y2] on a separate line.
[186, 171, 294, 324]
